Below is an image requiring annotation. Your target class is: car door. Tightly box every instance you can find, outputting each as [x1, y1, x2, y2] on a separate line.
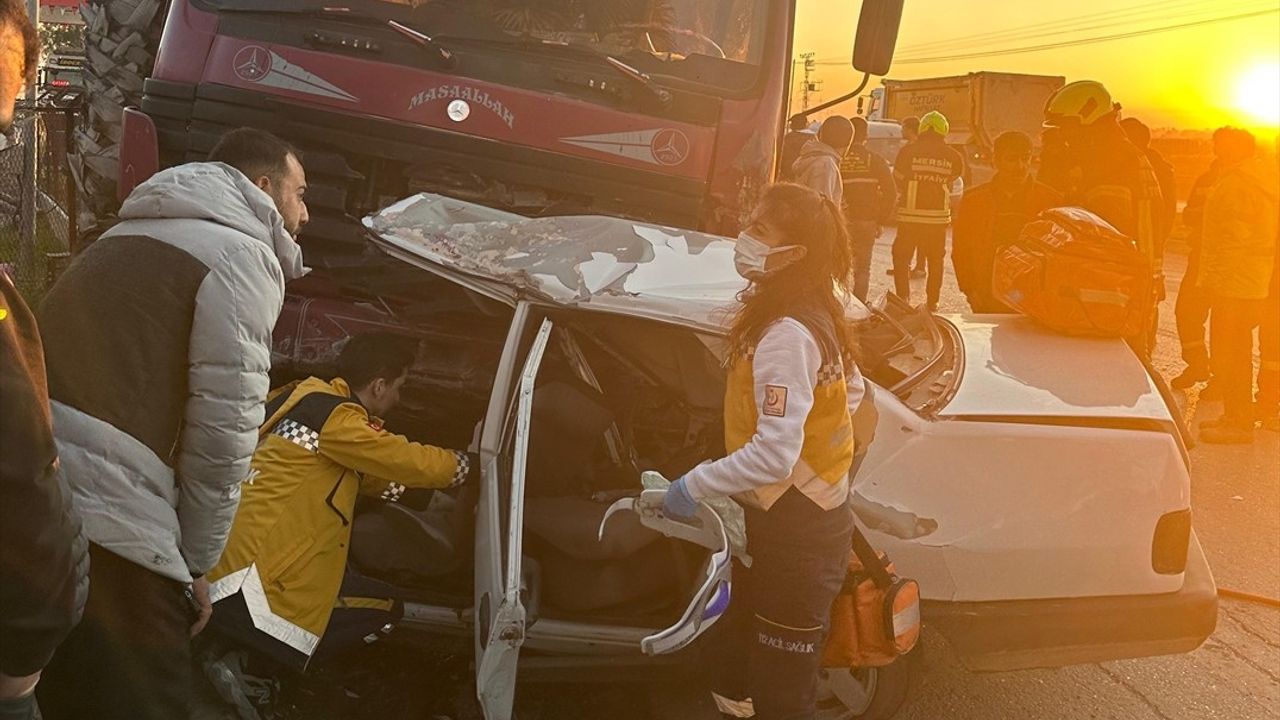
[474, 308, 553, 720]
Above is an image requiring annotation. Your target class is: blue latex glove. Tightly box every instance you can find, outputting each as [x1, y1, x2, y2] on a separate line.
[662, 477, 700, 521]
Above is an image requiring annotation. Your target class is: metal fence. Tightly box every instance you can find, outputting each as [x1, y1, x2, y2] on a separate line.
[1, 102, 80, 305]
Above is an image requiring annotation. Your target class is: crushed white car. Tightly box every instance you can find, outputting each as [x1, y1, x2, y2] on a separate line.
[265, 193, 1216, 720]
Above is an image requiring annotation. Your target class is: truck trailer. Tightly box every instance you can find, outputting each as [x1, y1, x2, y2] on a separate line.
[870, 71, 1065, 179]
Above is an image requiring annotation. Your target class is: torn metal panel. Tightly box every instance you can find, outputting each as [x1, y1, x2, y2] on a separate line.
[364, 193, 870, 333]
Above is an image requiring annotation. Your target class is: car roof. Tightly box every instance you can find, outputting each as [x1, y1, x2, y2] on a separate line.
[364, 193, 870, 333]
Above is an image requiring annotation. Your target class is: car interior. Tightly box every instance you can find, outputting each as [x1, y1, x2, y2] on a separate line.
[270, 273, 730, 630]
[268, 268, 943, 633]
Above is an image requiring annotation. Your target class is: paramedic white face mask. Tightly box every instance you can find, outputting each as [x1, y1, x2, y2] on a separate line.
[734, 232, 803, 280]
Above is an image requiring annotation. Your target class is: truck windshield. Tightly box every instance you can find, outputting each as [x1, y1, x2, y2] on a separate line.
[203, 0, 770, 92]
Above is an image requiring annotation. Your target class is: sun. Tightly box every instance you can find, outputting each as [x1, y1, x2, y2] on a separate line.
[1234, 62, 1280, 127]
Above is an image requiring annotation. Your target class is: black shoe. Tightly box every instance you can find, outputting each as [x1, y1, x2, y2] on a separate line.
[1171, 367, 1210, 390]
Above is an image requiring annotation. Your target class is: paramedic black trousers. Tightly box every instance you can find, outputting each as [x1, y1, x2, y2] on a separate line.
[707, 488, 854, 720]
[36, 544, 191, 720]
[893, 223, 948, 309]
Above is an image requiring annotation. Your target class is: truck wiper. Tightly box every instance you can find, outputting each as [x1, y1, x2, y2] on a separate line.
[216, 4, 455, 69]
[601, 55, 673, 109]
[442, 36, 671, 108]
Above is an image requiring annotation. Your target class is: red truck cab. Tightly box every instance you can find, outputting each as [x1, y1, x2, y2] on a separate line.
[122, 0, 797, 260]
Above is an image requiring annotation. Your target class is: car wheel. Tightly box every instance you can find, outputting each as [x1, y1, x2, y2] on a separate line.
[813, 645, 922, 720]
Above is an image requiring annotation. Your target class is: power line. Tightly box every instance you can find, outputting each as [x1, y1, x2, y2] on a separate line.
[893, 7, 1278, 65]
[898, 0, 1274, 57]
[895, 0, 1247, 54]
[811, 0, 1210, 62]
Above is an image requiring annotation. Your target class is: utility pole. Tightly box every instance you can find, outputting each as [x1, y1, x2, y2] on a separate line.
[799, 52, 821, 111]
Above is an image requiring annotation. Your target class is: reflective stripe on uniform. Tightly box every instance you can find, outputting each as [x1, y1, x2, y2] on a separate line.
[1076, 288, 1132, 306]
[380, 482, 407, 503]
[897, 209, 952, 224]
[210, 563, 321, 656]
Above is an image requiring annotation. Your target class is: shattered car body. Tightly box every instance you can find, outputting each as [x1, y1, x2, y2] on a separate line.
[267, 193, 1216, 718]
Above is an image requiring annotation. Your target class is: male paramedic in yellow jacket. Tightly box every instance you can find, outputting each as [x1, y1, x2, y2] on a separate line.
[206, 333, 477, 670]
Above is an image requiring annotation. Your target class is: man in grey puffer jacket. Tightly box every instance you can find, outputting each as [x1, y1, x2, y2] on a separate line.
[35, 128, 308, 720]
[791, 116, 854, 206]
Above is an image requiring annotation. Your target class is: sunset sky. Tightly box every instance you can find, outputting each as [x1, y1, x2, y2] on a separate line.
[793, 0, 1280, 132]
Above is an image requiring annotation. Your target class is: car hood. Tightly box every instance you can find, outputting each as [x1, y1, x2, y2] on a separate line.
[937, 315, 1174, 422]
[364, 193, 870, 332]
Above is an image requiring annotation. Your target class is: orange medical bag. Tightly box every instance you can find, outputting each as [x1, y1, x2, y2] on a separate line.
[822, 525, 921, 669]
[992, 206, 1155, 338]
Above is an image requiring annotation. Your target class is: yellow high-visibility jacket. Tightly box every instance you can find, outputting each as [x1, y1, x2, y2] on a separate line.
[207, 376, 472, 665]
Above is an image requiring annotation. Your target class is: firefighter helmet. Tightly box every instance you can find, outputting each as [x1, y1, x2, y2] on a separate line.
[918, 110, 949, 137]
[1044, 80, 1120, 127]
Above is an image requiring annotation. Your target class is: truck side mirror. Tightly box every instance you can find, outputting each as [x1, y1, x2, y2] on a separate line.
[853, 0, 904, 77]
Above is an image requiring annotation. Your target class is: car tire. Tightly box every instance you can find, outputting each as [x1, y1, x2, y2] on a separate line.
[814, 643, 923, 720]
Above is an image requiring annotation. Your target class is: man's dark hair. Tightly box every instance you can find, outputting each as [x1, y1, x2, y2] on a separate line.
[994, 131, 1033, 157]
[850, 116, 869, 144]
[208, 128, 300, 183]
[901, 116, 919, 134]
[1120, 117, 1152, 149]
[1214, 126, 1256, 163]
[818, 116, 854, 151]
[1, 0, 38, 82]
[789, 115, 809, 132]
[337, 333, 417, 390]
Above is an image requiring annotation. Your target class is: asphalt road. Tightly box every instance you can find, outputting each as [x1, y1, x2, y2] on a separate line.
[536, 229, 1280, 720]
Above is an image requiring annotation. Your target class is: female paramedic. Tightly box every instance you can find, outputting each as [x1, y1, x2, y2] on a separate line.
[663, 182, 866, 720]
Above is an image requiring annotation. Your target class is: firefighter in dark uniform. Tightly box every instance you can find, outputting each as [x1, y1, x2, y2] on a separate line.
[891, 111, 964, 311]
[840, 116, 897, 302]
[1042, 80, 1166, 357]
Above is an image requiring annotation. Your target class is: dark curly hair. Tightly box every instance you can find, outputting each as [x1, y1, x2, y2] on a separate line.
[1, 0, 38, 82]
[727, 183, 854, 367]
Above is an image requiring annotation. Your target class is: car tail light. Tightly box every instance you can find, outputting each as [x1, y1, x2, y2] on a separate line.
[1152, 509, 1191, 575]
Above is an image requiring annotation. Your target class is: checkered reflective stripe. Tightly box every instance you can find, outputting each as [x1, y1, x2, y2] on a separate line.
[273, 419, 320, 453]
[816, 362, 845, 386]
[450, 451, 470, 488]
[380, 483, 407, 503]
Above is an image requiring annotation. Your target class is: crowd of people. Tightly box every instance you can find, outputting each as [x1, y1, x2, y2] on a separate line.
[783, 80, 1279, 446]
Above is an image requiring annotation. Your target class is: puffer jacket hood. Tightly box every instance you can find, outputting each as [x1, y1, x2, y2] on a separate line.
[792, 138, 845, 204]
[120, 162, 307, 281]
[794, 138, 842, 172]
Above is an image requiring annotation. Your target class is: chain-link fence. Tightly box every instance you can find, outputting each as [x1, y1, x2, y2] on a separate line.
[1, 102, 79, 305]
